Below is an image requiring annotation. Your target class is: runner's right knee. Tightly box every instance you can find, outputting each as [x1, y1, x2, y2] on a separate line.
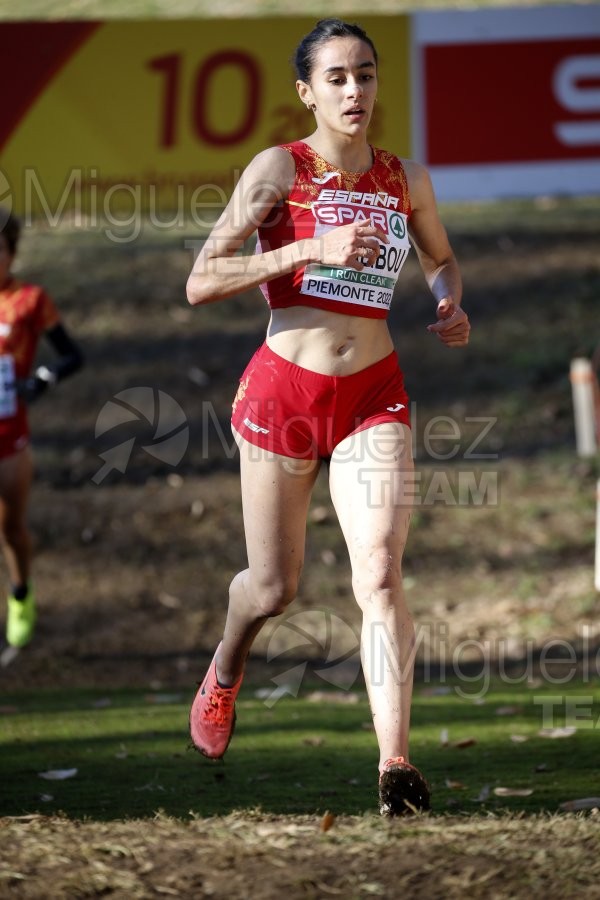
[249, 573, 299, 617]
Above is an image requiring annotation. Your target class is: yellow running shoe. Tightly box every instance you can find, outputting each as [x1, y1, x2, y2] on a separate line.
[6, 587, 36, 648]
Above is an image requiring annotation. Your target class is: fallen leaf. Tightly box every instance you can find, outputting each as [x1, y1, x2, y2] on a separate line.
[302, 736, 325, 747]
[320, 811, 336, 832]
[559, 797, 600, 812]
[538, 726, 577, 739]
[38, 768, 78, 781]
[473, 784, 491, 802]
[190, 499, 206, 520]
[445, 779, 466, 790]
[420, 686, 451, 696]
[306, 691, 360, 704]
[510, 734, 528, 743]
[310, 505, 330, 524]
[495, 705, 523, 716]
[187, 366, 210, 387]
[494, 787, 534, 797]
[454, 737, 477, 749]
[320, 549, 337, 566]
[0, 646, 20, 668]
[253, 688, 272, 700]
[158, 592, 182, 609]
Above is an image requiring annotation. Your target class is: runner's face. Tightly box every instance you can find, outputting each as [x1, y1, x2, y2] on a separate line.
[0, 235, 13, 287]
[302, 37, 377, 137]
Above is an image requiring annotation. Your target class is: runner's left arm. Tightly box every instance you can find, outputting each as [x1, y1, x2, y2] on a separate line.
[405, 161, 469, 347]
[21, 324, 84, 401]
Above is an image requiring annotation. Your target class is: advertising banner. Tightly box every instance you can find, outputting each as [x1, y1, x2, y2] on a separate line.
[1, 7, 599, 210]
[0, 17, 410, 219]
[414, 5, 600, 199]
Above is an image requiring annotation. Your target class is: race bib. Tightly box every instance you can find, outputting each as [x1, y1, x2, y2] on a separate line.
[0, 355, 17, 419]
[301, 189, 411, 311]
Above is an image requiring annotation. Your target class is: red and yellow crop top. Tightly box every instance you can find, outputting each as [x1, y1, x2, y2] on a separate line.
[256, 141, 412, 319]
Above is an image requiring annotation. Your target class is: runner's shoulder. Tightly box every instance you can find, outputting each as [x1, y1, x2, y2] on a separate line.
[243, 146, 296, 197]
[397, 158, 436, 208]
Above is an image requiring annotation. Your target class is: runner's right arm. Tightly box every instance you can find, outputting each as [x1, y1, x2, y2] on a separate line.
[186, 147, 384, 306]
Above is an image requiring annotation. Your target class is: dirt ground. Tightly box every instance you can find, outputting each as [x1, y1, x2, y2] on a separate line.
[2, 811, 600, 900]
[1, 202, 599, 897]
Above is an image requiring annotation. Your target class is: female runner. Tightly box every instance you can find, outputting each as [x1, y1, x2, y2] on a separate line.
[0, 210, 84, 649]
[187, 18, 470, 815]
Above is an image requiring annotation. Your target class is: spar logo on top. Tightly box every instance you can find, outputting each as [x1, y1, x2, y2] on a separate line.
[412, 4, 600, 200]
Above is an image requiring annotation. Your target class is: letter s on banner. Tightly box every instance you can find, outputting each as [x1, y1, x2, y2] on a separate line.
[553, 54, 600, 147]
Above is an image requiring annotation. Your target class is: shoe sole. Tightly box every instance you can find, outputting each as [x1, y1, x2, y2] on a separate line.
[379, 763, 431, 816]
[189, 709, 237, 759]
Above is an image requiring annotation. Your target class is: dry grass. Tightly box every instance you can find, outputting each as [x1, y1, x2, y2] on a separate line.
[2, 810, 599, 899]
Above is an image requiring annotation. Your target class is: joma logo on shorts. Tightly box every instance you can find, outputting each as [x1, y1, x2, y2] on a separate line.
[244, 417, 269, 434]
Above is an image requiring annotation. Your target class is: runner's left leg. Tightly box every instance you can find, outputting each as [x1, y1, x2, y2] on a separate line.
[329, 422, 415, 768]
[0, 446, 33, 591]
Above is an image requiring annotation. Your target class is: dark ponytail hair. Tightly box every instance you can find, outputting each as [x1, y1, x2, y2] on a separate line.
[293, 18, 378, 83]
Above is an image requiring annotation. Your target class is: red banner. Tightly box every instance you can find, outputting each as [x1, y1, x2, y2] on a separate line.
[425, 38, 600, 165]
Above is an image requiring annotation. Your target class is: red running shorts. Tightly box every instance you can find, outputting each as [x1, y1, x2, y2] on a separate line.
[231, 342, 410, 460]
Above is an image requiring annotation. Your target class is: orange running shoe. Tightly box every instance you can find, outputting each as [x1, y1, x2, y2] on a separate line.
[189, 644, 243, 758]
[378, 756, 431, 816]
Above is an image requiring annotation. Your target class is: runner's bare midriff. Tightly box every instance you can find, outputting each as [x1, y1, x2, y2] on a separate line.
[266, 305, 395, 376]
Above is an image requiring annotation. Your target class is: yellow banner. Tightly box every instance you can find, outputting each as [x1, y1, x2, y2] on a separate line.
[0, 17, 410, 220]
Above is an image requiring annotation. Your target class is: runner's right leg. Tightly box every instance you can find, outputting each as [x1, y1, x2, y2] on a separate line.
[0, 445, 33, 589]
[190, 434, 320, 756]
[218, 433, 320, 684]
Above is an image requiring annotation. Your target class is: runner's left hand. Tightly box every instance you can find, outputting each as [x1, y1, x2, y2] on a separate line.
[427, 298, 470, 346]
